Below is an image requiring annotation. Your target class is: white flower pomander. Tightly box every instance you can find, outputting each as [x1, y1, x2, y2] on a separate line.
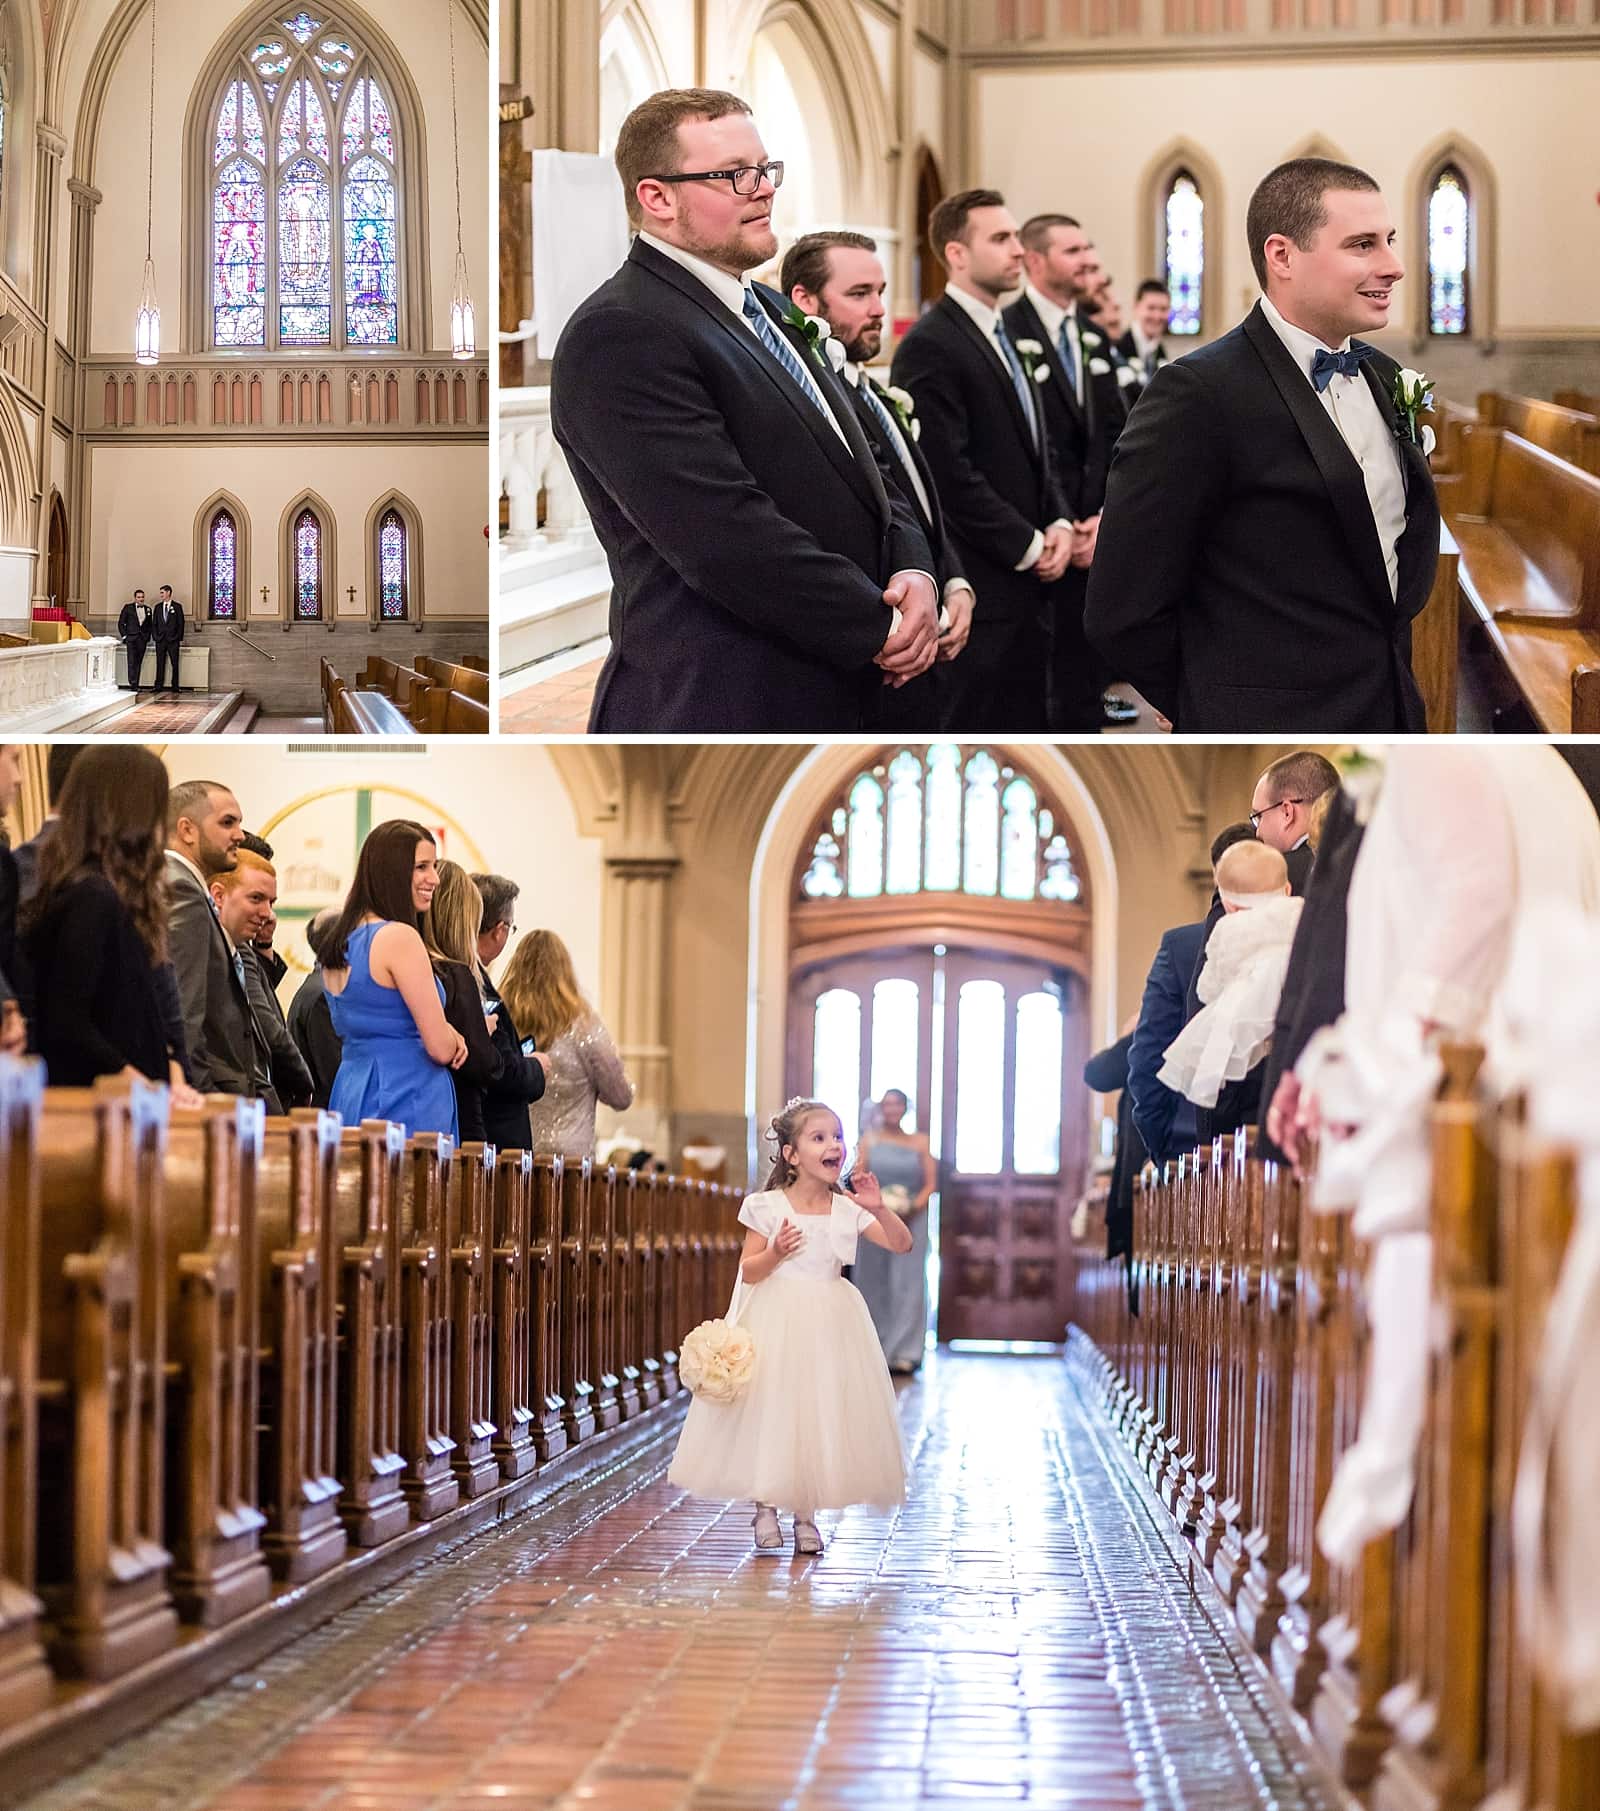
[1088, 357, 1111, 376]
[824, 336, 847, 372]
[679, 1317, 757, 1403]
[1116, 362, 1139, 387]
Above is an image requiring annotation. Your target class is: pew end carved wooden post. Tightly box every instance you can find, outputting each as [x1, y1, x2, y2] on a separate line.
[448, 1142, 500, 1498]
[558, 1156, 596, 1446]
[528, 1156, 568, 1461]
[399, 1135, 460, 1520]
[586, 1167, 621, 1434]
[490, 1149, 537, 1481]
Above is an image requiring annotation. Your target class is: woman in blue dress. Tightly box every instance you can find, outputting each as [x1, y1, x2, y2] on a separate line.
[323, 819, 466, 1139]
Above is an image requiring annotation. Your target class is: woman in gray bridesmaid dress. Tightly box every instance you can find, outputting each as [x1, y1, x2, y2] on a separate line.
[852, 1089, 936, 1373]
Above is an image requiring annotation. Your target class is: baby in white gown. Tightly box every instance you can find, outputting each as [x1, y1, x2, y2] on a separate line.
[667, 1098, 912, 1555]
[1160, 841, 1303, 1109]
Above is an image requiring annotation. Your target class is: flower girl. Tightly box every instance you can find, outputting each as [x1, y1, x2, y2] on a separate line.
[667, 1097, 913, 1555]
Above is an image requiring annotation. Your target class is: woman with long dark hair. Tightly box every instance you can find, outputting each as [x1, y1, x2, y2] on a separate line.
[20, 746, 195, 1094]
[323, 820, 466, 1139]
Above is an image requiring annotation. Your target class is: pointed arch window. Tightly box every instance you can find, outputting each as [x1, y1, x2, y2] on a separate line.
[377, 505, 407, 619]
[209, 14, 400, 350]
[293, 506, 323, 618]
[1426, 164, 1470, 337]
[1162, 170, 1204, 336]
[797, 747, 1086, 909]
[208, 508, 239, 618]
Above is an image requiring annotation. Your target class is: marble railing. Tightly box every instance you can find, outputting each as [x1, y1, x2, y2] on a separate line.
[0, 636, 120, 730]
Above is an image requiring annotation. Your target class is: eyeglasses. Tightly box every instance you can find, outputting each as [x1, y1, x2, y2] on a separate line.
[649, 162, 785, 198]
[1248, 797, 1305, 830]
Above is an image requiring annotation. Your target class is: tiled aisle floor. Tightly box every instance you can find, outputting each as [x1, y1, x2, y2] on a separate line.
[26, 1357, 1350, 1811]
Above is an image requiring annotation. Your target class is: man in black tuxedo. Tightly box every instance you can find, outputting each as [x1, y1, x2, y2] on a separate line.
[782, 230, 973, 730]
[153, 585, 184, 693]
[1086, 157, 1441, 733]
[891, 189, 1075, 731]
[117, 588, 151, 690]
[1117, 281, 1172, 394]
[1004, 214, 1134, 730]
[551, 87, 939, 733]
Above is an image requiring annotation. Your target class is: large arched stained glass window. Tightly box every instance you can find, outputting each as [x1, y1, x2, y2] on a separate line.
[378, 507, 407, 619]
[293, 506, 323, 618]
[210, 15, 400, 350]
[1426, 165, 1470, 337]
[798, 746, 1085, 907]
[208, 509, 239, 619]
[1163, 171, 1204, 336]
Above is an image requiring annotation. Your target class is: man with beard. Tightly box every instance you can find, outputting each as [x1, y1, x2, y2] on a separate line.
[782, 229, 973, 729]
[551, 88, 939, 732]
[891, 190, 1074, 730]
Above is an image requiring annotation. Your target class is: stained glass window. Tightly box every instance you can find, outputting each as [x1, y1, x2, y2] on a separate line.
[211, 19, 401, 350]
[1427, 166, 1469, 337]
[208, 510, 238, 619]
[1164, 171, 1203, 336]
[798, 748, 1086, 908]
[294, 506, 323, 619]
[378, 507, 407, 619]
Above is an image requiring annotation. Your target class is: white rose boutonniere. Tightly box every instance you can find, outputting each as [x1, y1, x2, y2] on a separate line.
[884, 384, 918, 436]
[781, 299, 833, 372]
[1080, 330, 1102, 350]
[1390, 365, 1436, 451]
[1013, 338, 1048, 387]
[1115, 362, 1139, 388]
[1088, 357, 1111, 376]
[824, 336, 847, 373]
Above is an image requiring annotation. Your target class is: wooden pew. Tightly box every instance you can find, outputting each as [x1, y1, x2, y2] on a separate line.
[0, 1058, 50, 1722]
[1553, 388, 1599, 418]
[527, 1157, 569, 1461]
[1410, 530, 1459, 734]
[448, 1142, 499, 1498]
[34, 1080, 178, 1679]
[1428, 396, 1477, 479]
[417, 657, 490, 706]
[397, 1134, 460, 1519]
[1479, 391, 1600, 480]
[460, 655, 489, 674]
[586, 1168, 621, 1433]
[413, 687, 490, 736]
[489, 1150, 537, 1480]
[1573, 665, 1600, 732]
[557, 1157, 596, 1445]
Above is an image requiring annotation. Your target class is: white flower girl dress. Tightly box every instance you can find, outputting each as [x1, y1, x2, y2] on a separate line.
[667, 1189, 907, 1512]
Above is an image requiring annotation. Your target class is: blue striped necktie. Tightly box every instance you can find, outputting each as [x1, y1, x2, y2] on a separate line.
[1056, 317, 1078, 390]
[741, 287, 830, 425]
[993, 319, 1040, 450]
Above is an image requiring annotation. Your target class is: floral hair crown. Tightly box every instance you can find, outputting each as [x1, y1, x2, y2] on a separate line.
[768, 1096, 815, 1138]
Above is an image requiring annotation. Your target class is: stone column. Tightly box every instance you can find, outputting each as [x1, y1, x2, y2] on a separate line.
[28, 126, 66, 615]
[65, 178, 101, 621]
[892, 1, 917, 324]
[597, 749, 681, 1160]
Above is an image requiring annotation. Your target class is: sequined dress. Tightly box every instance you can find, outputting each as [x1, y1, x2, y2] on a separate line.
[524, 1013, 634, 1158]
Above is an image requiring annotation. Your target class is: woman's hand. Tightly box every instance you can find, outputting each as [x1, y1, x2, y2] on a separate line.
[0, 1000, 26, 1056]
[170, 1078, 207, 1111]
[770, 1220, 803, 1262]
[843, 1167, 883, 1210]
[448, 1030, 469, 1071]
[484, 1010, 500, 1037]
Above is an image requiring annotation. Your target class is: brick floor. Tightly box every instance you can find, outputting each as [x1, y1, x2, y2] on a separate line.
[500, 660, 603, 735]
[89, 692, 241, 734]
[24, 1357, 1349, 1811]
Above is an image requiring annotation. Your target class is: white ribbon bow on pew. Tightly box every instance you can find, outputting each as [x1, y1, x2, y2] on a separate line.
[1496, 905, 1600, 1732]
[1295, 1011, 1442, 1570]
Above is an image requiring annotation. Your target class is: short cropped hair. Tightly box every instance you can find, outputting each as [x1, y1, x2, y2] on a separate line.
[239, 830, 274, 861]
[927, 188, 1007, 270]
[1246, 157, 1380, 290]
[614, 88, 753, 228]
[1018, 213, 1081, 255]
[1210, 821, 1258, 868]
[1258, 751, 1340, 808]
[1135, 278, 1170, 300]
[167, 779, 227, 836]
[780, 230, 878, 303]
[471, 873, 520, 932]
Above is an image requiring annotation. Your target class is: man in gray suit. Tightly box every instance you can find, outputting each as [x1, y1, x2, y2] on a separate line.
[165, 779, 268, 1099]
[210, 849, 314, 1114]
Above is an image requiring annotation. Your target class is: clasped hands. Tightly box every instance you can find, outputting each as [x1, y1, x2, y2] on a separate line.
[1037, 514, 1100, 583]
[876, 570, 940, 687]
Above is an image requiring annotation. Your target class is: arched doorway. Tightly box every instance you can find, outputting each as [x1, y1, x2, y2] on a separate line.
[46, 492, 68, 610]
[785, 746, 1092, 1347]
[915, 147, 946, 311]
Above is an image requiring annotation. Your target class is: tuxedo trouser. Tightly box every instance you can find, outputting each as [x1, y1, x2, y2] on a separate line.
[123, 636, 149, 688]
[866, 661, 945, 734]
[1046, 567, 1105, 733]
[155, 641, 180, 690]
[943, 606, 1046, 732]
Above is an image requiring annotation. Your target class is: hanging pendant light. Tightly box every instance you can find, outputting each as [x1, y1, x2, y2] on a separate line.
[447, 0, 475, 359]
[134, 0, 160, 364]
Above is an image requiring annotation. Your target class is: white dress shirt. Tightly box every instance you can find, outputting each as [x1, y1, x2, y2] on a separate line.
[640, 232, 850, 451]
[1129, 325, 1166, 371]
[943, 283, 1068, 573]
[1259, 293, 1407, 600]
[1023, 284, 1086, 407]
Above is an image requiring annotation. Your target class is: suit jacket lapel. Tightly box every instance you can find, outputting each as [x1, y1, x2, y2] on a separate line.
[1359, 354, 1439, 620]
[1243, 303, 1393, 612]
[630, 240, 887, 530]
[942, 295, 1039, 464]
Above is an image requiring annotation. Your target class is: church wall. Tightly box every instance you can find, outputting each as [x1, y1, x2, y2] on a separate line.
[972, 54, 1600, 389]
[156, 743, 605, 1012]
[81, 0, 489, 358]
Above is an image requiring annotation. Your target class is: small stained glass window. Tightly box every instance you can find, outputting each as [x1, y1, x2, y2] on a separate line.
[294, 506, 322, 619]
[847, 773, 885, 898]
[1164, 171, 1203, 336]
[208, 510, 238, 620]
[378, 507, 407, 620]
[1427, 166, 1469, 337]
[802, 831, 844, 899]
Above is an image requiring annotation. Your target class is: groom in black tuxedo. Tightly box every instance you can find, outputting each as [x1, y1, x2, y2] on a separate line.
[782, 229, 974, 730]
[1086, 157, 1440, 733]
[551, 88, 940, 733]
[891, 190, 1075, 731]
